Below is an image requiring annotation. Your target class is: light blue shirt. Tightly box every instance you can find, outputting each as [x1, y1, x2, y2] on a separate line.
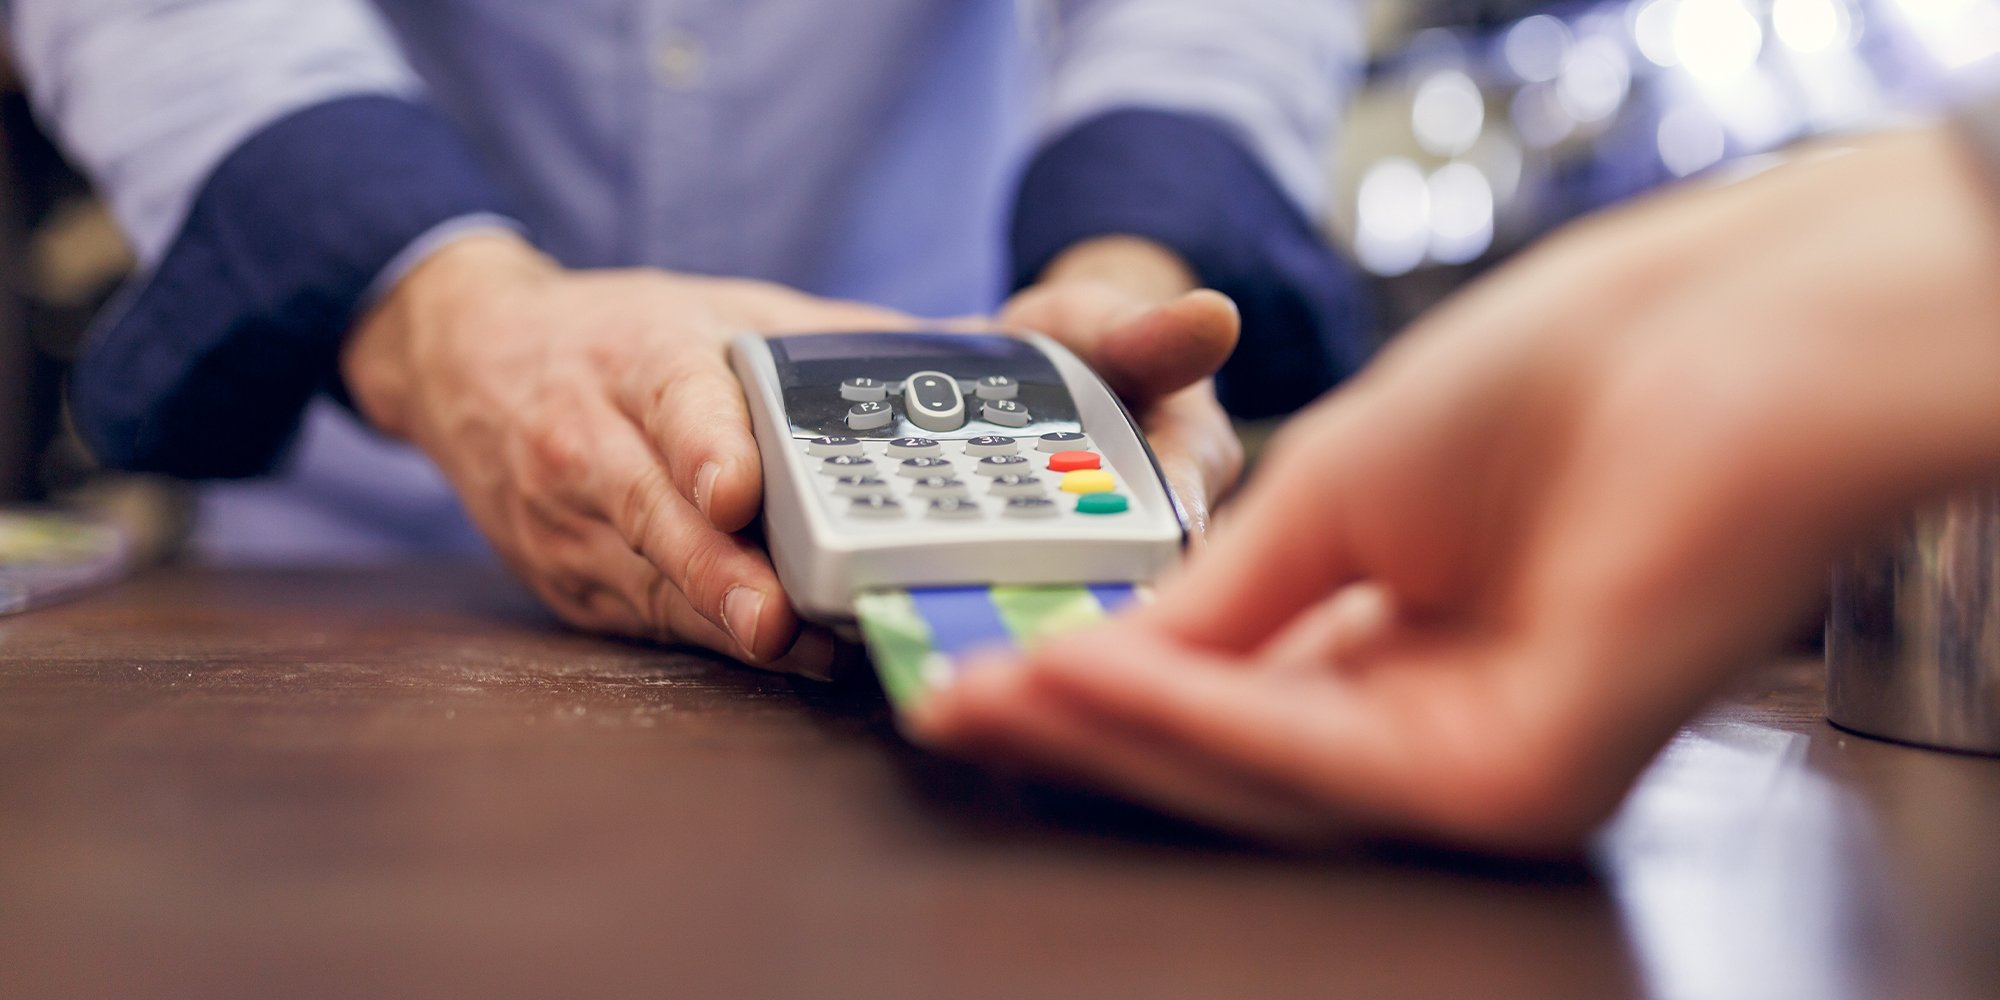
[10, 0, 1358, 561]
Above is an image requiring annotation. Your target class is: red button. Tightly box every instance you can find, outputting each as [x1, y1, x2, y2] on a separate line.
[1047, 450, 1101, 473]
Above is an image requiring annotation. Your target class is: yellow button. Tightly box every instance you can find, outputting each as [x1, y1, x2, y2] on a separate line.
[1060, 470, 1116, 495]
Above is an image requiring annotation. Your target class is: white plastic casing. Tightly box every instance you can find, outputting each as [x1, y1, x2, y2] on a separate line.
[729, 331, 1186, 623]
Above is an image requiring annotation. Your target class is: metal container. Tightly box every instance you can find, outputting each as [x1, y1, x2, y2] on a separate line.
[1828, 489, 2000, 754]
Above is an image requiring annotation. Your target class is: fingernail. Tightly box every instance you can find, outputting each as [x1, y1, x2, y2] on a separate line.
[722, 586, 765, 662]
[695, 461, 723, 522]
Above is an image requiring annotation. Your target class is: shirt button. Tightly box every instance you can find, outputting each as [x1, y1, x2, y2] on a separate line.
[654, 33, 707, 89]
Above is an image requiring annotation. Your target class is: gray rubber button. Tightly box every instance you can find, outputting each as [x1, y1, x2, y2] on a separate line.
[910, 477, 969, 499]
[846, 400, 893, 432]
[832, 475, 892, 498]
[848, 496, 904, 518]
[974, 375, 1019, 401]
[897, 456, 954, 478]
[982, 398, 1030, 427]
[926, 497, 982, 520]
[840, 377, 887, 402]
[1004, 497, 1060, 519]
[1037, 431, 1089, 453]
[887, 436, 942, 460]
[820, 454, 875, 475]
[807, 436, 864, 458]
[904, 370, 966, 433]
[988, 474, 1045, 498]
[963, 435, 1018, 458]
[975, 455, 1031, 476]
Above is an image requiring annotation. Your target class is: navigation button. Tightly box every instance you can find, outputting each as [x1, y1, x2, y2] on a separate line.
[904, 370, 966, 433]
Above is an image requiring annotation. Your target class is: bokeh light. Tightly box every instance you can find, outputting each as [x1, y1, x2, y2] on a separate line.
[1355, 158, 1432, 276]
[1413, 70, 1487, 156]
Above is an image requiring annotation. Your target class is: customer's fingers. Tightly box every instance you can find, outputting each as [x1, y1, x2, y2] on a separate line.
[957, 624, 1601, 853]
[1133, 407, 1364, 651]
[913, 650, 1355, 844]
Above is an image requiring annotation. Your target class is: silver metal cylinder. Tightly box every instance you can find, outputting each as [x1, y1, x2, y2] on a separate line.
[1828, 488, 2000, 754]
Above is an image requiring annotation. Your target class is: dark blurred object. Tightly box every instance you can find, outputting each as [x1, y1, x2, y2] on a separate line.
[0, 85, 135, 499]
[0, 58, 190, 561]
[0, 95, 30, 502]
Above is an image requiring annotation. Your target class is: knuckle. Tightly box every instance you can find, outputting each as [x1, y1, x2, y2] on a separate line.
[516, 411, 596, 485]
[643, 365, 735, 463]
[674, 532, 737, 615]
[641, 573, 695, 643]
[616, 464, 678, 559]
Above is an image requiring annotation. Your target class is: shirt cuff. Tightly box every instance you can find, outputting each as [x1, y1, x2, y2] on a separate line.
[70, 94, 524, 478]
[1008, 108, 1371, 418]
[361, 212, 528, 310]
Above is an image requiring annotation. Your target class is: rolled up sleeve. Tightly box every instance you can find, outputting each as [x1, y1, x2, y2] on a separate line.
[1012, 0, 1371, 417]
[8, 0, 521, 476]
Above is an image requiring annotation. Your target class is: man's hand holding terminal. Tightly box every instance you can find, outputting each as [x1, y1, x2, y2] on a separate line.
[341, 232, 1246, 669]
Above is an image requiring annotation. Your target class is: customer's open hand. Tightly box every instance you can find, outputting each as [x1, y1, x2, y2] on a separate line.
[912, 126, 2000, 854]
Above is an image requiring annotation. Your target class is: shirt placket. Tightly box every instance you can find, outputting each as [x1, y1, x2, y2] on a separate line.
[634, 0, 724, 271]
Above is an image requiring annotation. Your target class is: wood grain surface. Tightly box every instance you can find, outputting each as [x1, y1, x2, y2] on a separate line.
[0, 565, 1994, 1000]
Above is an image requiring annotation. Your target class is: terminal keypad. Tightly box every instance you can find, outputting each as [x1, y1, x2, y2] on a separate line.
[800, 434, 1132, 523]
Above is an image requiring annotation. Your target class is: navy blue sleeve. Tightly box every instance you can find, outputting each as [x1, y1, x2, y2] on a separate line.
[69, 94, 521, 478]
[1009, 109, 1372, 419]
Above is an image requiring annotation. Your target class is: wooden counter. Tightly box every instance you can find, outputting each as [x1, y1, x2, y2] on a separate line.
[0, 566, 1994, 999]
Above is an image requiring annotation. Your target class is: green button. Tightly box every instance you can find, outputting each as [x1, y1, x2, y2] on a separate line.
[1076, 493, 1129, 515]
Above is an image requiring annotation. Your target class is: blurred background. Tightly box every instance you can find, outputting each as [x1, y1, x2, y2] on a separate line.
[0, 0, 1991, 549]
